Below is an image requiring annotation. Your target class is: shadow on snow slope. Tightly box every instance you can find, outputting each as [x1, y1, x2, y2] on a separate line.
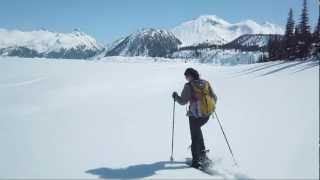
[86, 160, 250, 179]
[85, 161, 190, 179]
[232, 60, 319, 77]
[259, 61, 315, 76]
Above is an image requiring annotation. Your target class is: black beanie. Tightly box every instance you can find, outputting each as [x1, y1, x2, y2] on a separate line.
[184, 68, 200, 80]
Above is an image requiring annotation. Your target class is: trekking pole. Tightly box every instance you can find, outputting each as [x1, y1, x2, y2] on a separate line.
[214, 111, 238, 166]
[170, 99, 176, 162]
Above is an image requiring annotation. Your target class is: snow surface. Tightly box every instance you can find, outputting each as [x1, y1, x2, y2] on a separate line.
[0, 28, 104, 53]
[0, 57, 318, 179]
[172, 15, 284, 46]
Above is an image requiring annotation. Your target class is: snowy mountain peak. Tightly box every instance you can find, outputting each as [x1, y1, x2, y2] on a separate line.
[133, 28, 175, 39]
[105, 28, 181, 57]
[0, 28, 104, 51]
[39, 27, 49, 31]
[194, 15, 231, 26]
[71, 28, 87, 37]
[172, 15, 284, 46]
[0, 28, 104, 59]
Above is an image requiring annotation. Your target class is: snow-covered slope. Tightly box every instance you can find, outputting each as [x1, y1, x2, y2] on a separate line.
[0, 28, 104, 59]
[105, 37, 126, 52]
[171, 34, 283, 63]
[0, 57, 318, 179]
[172, 15, 284, 46]
[105, 28, 181, 57]
[224, 34, 282, 48]
[172, 49, 263, 65]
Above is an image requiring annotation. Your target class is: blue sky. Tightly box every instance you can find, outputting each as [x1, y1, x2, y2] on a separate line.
[0, 0, 318, 44]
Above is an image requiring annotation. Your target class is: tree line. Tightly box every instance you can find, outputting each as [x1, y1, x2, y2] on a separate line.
[265, 0, 320, 61]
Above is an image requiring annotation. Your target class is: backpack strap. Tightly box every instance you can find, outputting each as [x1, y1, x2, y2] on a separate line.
[191, 79, 208, 96]
[189, 80, 199, 102]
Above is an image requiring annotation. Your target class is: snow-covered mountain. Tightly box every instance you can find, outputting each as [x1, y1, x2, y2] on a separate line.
[172, 15, 284, 46]
[105, 28, 181, 57]
[171, 34, 285, 62]
[0, 28, 105, 59]
[225, 34, 271, 47]
[223, 34, 283, 48]
[172, 48, 264, 64]
[0, 15, 285, 60]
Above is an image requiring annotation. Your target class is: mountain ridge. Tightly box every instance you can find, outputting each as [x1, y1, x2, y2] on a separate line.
[171, 15, 284, 46]
[0, 28, 104, 59]
[0, 15, 284, 59]
[105, 28, 181, 57]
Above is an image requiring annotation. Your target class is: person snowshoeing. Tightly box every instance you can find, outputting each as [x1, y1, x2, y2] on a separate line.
[172, 68, 217, 169]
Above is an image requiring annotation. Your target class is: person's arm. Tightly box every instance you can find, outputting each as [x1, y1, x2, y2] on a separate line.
[208, 83, 218, 102]
[175, 84, 192, 105]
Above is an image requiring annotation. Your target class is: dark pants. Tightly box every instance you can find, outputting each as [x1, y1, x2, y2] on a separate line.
[189, 116, 209, 162]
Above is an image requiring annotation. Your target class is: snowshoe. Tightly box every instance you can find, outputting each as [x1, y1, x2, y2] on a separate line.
[199, 149, 213, 168]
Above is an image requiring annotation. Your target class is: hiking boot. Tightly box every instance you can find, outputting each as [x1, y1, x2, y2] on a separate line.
[199, 150, 213, 166]
[191, 160, 200, 169]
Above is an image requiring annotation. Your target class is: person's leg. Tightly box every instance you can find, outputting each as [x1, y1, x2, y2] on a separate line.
[189, 116, 203, 166]
[198, 117, 210, 153]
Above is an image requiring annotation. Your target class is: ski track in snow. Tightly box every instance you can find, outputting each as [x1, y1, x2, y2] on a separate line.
[0, 77, 47, 88]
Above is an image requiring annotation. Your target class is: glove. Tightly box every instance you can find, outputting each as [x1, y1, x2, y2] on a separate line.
[172, 92, 178, 100]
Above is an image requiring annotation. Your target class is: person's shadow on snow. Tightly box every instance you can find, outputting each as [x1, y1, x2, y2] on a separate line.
[85, 161, 189, 179]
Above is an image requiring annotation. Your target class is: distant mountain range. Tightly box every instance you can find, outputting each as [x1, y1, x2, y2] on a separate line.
[0, 28, 104, 59]
[0, 15, 284, 59]
[175, 34, 283, 53]
[171, 15, 284, 46]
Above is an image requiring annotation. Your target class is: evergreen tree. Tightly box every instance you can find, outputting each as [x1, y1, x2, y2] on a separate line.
[297, 0, 312, 59]
[284, 8, 296, 59]
[267, 36, 285, 61]
[267, 37, 276, 60]
[285, 9, 295, 38]
[300, 0, 311, 35]
[293, 25, 302, 58]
